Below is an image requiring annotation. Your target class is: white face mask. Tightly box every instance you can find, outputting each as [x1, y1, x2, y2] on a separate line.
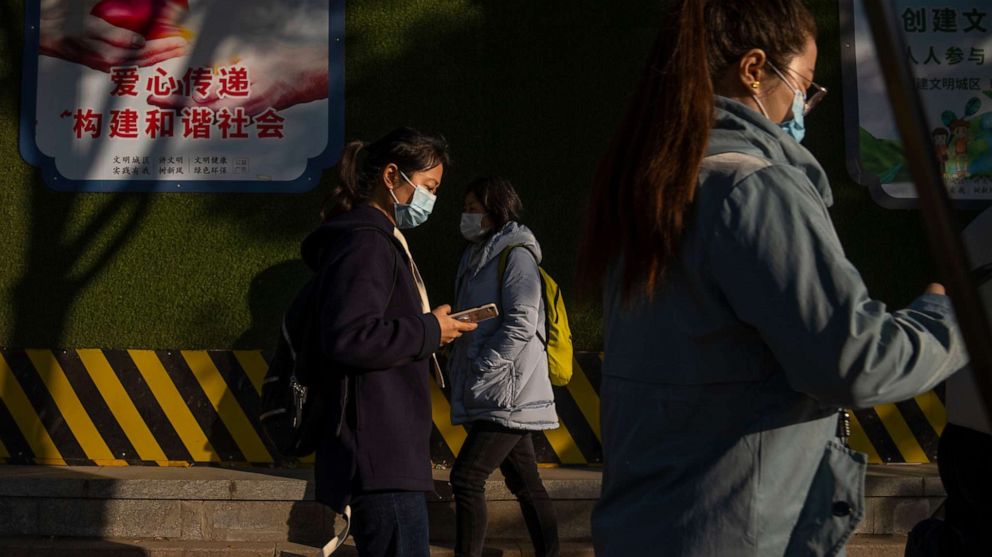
[460, 212, 490, 242]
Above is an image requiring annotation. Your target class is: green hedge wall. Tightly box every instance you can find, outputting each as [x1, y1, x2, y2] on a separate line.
[0, 1, 958, 350]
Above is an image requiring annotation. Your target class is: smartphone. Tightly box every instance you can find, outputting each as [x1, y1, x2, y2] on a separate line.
[450, 303, 499, 323]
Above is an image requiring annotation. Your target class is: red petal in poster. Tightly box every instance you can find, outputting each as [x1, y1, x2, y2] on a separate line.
[91, 0, 190, 40]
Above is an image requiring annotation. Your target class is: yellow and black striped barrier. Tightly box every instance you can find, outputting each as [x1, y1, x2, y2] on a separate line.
[0, 349, 943, 466]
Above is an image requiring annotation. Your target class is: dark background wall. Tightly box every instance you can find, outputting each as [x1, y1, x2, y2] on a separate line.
[0, 1, 954, 350]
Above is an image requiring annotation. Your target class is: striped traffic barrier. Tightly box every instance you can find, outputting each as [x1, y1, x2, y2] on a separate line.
[0, 350, 943, 466]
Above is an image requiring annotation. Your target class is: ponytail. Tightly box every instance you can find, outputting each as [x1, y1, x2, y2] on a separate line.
[321, 141, 366, 220]
[578, 0, 815, 303]
[339, 140, 367, 197]
[579, 0, 712, 302]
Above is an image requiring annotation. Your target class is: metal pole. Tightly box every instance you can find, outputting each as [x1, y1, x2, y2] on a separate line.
[862, 1, 992, 432]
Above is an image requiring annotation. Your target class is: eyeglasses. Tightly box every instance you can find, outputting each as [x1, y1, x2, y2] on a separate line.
[767, 62, 828, 116]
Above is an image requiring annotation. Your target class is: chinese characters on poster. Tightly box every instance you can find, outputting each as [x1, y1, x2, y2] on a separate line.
[21, 0, 343, 192]
[843, 0, 992, 206]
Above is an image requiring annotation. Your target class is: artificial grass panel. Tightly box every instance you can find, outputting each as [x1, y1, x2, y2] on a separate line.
[0, 1, 958, 350]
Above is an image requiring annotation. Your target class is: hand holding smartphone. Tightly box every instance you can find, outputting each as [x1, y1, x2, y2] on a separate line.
[450, 303, 499, 323]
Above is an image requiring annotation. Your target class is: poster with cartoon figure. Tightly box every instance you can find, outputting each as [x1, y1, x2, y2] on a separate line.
[841, 0, 992, 207]
[19, 0, 344, 192]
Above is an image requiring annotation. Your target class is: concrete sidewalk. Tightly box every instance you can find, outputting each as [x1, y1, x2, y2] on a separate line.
[0, 464, 938, 555]
[0, 537, 912, 556]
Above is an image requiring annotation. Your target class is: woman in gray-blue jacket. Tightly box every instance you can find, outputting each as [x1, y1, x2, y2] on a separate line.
[580, 1, 968, 556]
[448, 177, 560, 557]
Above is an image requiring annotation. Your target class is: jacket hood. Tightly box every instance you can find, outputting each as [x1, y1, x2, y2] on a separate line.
[708, 96, 833, 207]
[300, 204, 396, 271]
[464, 221, 542, 278]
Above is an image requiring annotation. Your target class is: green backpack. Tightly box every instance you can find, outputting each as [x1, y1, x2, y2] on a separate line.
[497, 245, 574, 386]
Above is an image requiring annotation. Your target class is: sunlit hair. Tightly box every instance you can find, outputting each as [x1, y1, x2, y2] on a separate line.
[578, 0, 816, 302]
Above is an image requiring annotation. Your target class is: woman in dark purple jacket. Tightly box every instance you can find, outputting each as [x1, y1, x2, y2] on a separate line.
[305, 127, 476, 557]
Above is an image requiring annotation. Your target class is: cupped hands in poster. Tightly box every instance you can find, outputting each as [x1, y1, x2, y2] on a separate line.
[40, 0, 189, 72]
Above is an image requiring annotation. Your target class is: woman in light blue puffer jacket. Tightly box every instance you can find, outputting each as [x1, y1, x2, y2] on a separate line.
[447, 177, 560, 557]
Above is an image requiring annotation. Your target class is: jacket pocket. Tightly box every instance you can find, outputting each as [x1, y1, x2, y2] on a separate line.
[464, 359, 514, 409]
[786, 440, 867, 556]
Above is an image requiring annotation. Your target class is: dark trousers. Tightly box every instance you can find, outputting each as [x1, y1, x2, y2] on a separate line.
[349, 491, 430, 557]
[937, 423, 992, 556]
[450, 421, 560, 557]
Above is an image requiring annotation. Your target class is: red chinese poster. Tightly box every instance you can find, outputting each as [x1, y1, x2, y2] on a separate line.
[20, 0, 344, 192]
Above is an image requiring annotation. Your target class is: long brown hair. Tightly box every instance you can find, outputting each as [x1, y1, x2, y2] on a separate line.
[578, 0, 816, 302]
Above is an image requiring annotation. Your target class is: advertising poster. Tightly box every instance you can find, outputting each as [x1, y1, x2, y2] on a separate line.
[842, 0, 992, 207]
[20, 0, 344, 192]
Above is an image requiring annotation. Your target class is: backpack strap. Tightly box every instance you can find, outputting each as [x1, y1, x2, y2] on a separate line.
[497, 244, 548, 345]
[312, 226, 399, 304]
[359, 227, 444, 386]
[497, 244, 531, 294]
[349, 226, 399, 303]
[303, 226, 399, 377]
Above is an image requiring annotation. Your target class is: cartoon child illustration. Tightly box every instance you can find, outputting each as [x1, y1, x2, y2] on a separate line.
[951, 119, 971, 180]
[932, 127, 950, 178]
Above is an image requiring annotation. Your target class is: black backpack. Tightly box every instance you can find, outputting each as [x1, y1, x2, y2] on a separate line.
[258, 227, 398, 458]
[258, 278, 340, 458]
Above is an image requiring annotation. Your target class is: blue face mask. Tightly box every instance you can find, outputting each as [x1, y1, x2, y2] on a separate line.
[390, 171, 437, 229]
[757, 63, 807, 143]
[778, 89, 806, 143]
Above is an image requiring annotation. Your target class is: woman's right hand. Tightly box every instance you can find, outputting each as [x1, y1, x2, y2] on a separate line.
[925, 283, 947, 296]
[432, 304, 478, 346]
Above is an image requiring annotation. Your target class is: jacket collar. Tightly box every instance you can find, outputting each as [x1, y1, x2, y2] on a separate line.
[458, 221, 542, 280]
[707, 96, 833, 207]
